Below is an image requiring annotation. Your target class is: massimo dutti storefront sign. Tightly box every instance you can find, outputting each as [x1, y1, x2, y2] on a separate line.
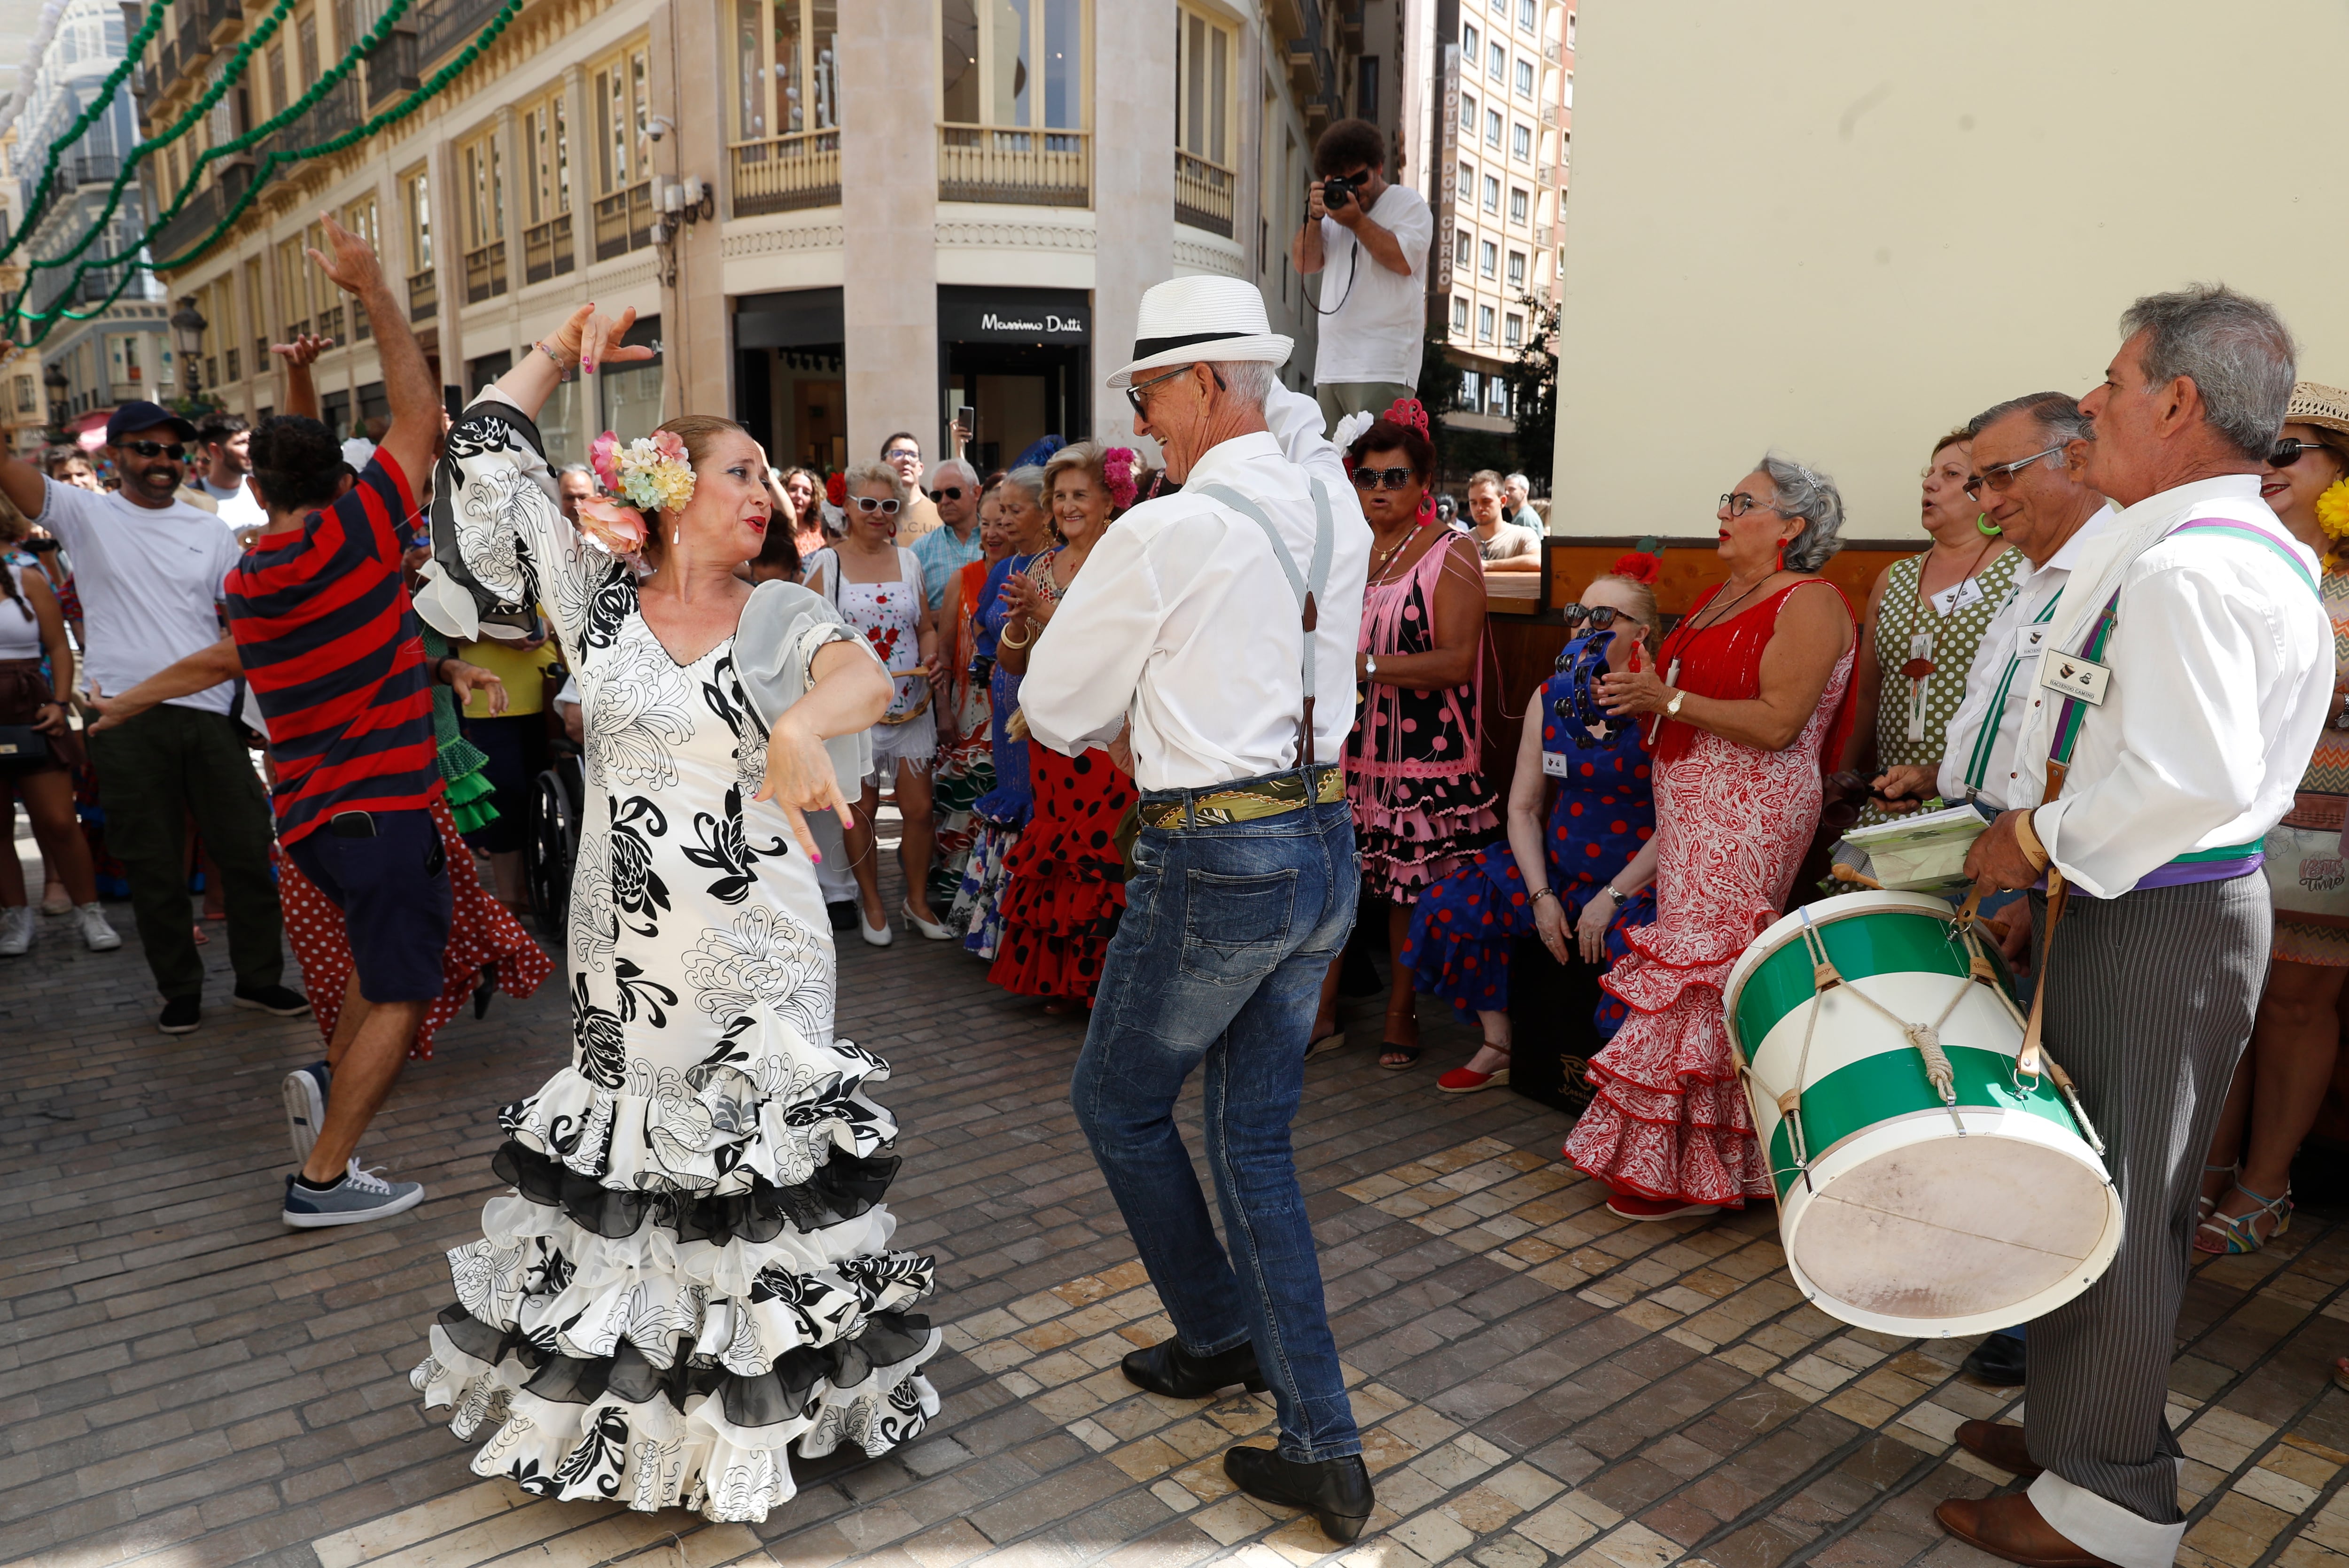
[938, 286, 1090, 345]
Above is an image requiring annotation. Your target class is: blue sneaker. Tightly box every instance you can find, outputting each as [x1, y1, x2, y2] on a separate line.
[282, 1161, 425, 1228]
[283, 1061, 331, 1166]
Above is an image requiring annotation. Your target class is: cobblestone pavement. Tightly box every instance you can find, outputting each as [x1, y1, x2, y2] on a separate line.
[7, 831, 2349, 1568]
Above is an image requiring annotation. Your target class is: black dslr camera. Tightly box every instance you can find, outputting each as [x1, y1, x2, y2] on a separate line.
[1321, 173, 1362, 210]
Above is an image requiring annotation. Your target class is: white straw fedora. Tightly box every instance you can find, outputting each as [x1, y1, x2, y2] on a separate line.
[1105, 275, 1295, 389]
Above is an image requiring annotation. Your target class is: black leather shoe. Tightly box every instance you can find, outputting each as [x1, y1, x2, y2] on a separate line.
[1224, 1447, 1375, 1543]
[1962, 1331, 2027, 1387]
[826, 900, 859, 932]
[1120, 1338, 1266, 1399]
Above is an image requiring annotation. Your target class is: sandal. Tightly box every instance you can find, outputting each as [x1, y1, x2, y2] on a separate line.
[1306, 1029, 1348, 1061]
[2200, 1162, 2238, 1223]
[1378, 1045, 1421, 1071]
[2195, 1182, 2292, 1255]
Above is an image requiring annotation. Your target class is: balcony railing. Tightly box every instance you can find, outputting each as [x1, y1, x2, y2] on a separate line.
[408, 265, 437, 321]
[72, 155, 119, 187]
[353, 297, 371, 342]
[318, 303, 345, 341]
[522, 213, 574, 284]
[938, 125, 1090, 208]
[1534, 223, 1552, 247]
[224, 347, 240, 381]
[463, 240, 506, 303]
[365, 18, 420, 108]
[1173, 150, 1234, 238]
[592, 181, 653, 260]
[418, 0, 506, 71]
[729, 131, 840, 216]
[198, 0, 240, 46]
[148, 181, 225, 264]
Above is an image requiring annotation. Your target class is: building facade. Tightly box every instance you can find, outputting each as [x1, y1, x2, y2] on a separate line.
[1401, 0, 1569, 440]
[6, 0, 178, 442]
[124, 0, 1379, 475]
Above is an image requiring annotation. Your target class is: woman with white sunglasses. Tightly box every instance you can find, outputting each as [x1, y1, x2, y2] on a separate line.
[805, 460, 946, 943]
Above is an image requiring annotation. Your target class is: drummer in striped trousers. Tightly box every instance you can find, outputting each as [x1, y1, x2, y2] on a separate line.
[1867, 388, 2116, 1389]
[1949, 287, 2334, 1568]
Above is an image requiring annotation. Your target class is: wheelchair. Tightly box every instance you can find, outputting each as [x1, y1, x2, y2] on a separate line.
[524, 751, 585, 941]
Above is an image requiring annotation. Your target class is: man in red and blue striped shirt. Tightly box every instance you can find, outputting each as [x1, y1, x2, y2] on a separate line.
[223, 211, 451, 1229]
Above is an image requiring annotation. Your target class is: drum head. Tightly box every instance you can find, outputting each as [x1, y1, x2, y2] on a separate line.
[1791, 1132, 2113, 1324]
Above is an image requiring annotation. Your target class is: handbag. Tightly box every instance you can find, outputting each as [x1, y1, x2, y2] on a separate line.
[0, 723, 52, 772]
[2263, 792, 2349, 930]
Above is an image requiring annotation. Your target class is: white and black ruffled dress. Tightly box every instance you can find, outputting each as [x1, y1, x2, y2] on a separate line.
[407, 391, 942, 1522]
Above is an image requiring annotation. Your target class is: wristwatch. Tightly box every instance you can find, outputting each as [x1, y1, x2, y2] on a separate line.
[1365, 654, 1379, 677]
[1664, 689, 1686, 716]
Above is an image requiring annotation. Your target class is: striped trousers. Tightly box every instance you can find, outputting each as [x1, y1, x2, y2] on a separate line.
[2023, 873, 2268, 1568]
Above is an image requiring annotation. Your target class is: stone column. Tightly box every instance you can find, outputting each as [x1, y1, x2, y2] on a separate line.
[431, 135, 465, 403]
[1089, 1, 1175, 446]
[563, 63, 592, 278]
[664, 0, 731, 420]
[838, 0, 936, 463]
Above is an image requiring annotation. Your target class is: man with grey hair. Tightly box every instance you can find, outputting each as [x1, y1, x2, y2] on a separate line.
[1502, 472, 1542, 532]
[1021, 275, 1376, 1542]
[1948, 287, 2333, 1568]
[910, 456, 983, 611]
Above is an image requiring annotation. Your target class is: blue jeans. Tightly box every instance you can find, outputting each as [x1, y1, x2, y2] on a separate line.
[1071, 781, 1361, 1462]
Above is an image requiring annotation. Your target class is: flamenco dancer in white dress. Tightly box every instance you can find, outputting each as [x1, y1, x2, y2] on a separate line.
[406, 304, 944, 1521]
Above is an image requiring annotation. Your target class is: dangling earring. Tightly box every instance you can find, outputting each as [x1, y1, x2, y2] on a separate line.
[1976, 511, 2002, 537]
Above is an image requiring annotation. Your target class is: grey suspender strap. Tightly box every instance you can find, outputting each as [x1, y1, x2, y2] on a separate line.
[1196, 481, 1334, 770]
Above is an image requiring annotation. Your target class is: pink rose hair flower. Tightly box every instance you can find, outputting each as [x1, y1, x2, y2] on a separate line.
[589, 431, 621, 493]
[574, 494, 650, 567]
[1102, 446, 1138, 512]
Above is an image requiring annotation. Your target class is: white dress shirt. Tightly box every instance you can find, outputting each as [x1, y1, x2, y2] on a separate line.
[2011, 475, 2333, 898]
[1936, 505, 2115, 811]
[1022, 381, 1371, 792]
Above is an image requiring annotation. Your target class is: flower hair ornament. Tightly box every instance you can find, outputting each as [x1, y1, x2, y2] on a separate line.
[1102, 447, 1139, 512]
[1381, 396, 1431, 438]
[2317, 476, 2349, 574]
[579, 429, 696, 564]
[1610, 550, 1662, 586]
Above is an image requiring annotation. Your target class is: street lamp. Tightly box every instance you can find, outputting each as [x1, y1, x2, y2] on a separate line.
[170, 295, 208, 409]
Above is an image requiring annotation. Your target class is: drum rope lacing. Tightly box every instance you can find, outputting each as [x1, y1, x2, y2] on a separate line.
[1747, 904, 2106, 1191]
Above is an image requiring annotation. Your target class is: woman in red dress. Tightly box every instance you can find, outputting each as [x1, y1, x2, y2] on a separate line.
[988, 442, 1139, 1011]
[1572, 457, 1858, 1220]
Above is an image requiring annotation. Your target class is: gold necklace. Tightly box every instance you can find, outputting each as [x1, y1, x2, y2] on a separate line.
[1369, 522, 1426, 587]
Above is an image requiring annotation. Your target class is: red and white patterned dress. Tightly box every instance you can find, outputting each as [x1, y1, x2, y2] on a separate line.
[1565, 580, 1855, 1206]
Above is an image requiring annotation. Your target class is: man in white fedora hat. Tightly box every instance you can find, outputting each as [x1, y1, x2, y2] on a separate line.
[1020, 275, 1376, 1543]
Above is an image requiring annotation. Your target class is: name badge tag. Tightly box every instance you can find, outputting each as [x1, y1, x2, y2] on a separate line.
[2038, 650, 2112, 706]
[1542, 750, 1571, 779]
[1929, 577, 1986, 616]
[2015, 622, 2051, 660]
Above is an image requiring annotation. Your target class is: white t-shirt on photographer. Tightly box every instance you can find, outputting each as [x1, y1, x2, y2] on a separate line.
[1311, 183, 1435, 388]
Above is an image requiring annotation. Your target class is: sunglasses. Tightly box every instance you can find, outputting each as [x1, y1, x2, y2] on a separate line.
[120, 440, 187, 460]
[883, 449, 921, 464]
[1561, 604, 1627, 630]
[1963, 444, 2068, 498]
[1125, 362, 1227, 415]
[1351, 466, 1416, 491]
[928, 486, 964, 502]
[2271, 437, 2336, 468]
[850, 496, 902, 516]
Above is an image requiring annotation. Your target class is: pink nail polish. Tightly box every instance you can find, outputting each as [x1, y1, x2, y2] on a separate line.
[809, 848, 823, 863]
[582, 359, 595, 374]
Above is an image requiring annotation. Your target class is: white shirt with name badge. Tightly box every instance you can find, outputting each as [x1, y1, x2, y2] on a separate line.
[2012, 476, 2334, 898]
[1937, 505, 2114, 811]
[35, 476, 243, 715]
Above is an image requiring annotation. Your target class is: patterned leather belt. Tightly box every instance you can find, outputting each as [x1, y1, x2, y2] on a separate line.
[1138, 766, 1345, 830]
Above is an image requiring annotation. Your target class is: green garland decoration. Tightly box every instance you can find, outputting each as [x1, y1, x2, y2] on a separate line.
[7, 0, 521, 345]
[10, 0, 303, 292]
[0, 1, 170, 268]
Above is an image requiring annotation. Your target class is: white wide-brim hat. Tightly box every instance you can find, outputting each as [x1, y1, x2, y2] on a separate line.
[1106, 275, 1295, 389]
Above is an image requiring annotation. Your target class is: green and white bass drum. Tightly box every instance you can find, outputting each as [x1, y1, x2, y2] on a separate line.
[1722, 891, 2123, 1337]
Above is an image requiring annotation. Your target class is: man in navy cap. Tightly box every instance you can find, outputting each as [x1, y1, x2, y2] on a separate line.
[0, 394, 306, 1034]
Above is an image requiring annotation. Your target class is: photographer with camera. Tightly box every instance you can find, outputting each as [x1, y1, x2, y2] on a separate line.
[1291, 118, 1433, 432]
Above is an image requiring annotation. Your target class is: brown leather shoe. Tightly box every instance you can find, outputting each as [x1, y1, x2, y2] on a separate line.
[1956, 1419, 2043, 1480]
[1936, 1493, 2117, 1568]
